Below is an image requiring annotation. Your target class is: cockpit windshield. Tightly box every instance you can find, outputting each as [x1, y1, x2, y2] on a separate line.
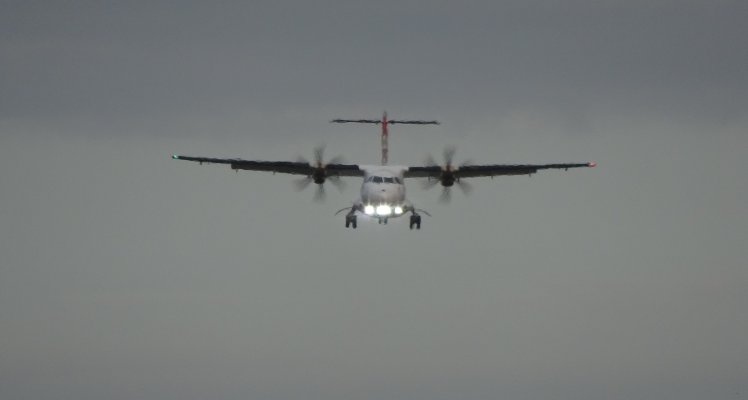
[366, 176, 402, 184]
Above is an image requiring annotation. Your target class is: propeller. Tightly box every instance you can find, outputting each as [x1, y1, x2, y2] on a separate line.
[423, 146, 473, 203]
[295, 146, 346, 201]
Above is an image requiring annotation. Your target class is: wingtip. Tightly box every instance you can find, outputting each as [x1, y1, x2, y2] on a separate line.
[172, 154, 179, 159]
[588, 161, 597, 167]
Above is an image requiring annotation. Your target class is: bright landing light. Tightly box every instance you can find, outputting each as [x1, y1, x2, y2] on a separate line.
[394, 206, 403, 215]
[364, 205, 375, 215]
[375, 205, 392, 216]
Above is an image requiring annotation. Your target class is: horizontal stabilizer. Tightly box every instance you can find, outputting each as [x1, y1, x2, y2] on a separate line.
[331, 119, 439, 125]
[389, 120, 440, 125]
[331, 119, 381, 124]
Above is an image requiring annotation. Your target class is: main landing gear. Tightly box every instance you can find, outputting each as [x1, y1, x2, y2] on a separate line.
[339, 205, 425, 230]
[409, 213, 421, 230]
[345, 214, 357, 229]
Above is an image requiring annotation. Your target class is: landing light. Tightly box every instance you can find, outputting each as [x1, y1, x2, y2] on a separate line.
[394, 206, 403, 215]
[375, 205, 392, 216]
[364, 205, 375, 215]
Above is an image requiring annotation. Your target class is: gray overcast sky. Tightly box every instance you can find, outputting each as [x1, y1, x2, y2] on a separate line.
[1, 1, 747, 399]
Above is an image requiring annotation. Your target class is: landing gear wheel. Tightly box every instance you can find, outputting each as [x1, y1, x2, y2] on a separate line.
[409, 215, 421, 230]
[345, 215, 357, 229]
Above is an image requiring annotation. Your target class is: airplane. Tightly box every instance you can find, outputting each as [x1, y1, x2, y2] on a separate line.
[172, 112, 596, 229]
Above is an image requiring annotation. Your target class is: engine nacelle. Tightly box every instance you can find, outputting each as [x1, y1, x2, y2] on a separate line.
[312, 168, 326, 184]
[440, 172, 455, 187]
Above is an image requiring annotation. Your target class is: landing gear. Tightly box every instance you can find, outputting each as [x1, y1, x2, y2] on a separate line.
[409, 214, 421, 230]
[378, 218, 388, 225]
[345, 214, 357, 229]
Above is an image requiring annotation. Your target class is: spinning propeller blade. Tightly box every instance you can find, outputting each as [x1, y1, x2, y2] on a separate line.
[295, 145, 346, 201]
[424, 146, 474, 203]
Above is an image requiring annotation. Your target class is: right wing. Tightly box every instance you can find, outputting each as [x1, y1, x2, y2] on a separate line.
[172, 155, 363, 177]
[405, 162, 595, 179]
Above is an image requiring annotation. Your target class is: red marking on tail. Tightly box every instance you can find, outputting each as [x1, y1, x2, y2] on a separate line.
[381, 112, 389, 165]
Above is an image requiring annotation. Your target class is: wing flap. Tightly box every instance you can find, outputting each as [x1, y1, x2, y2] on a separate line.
[230, 160, 312, 175]
[458, 163, 593, 177]
[404, 166, 443, 178]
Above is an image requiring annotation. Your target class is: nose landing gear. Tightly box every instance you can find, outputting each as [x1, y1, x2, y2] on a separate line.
[345, 214, 357, 229]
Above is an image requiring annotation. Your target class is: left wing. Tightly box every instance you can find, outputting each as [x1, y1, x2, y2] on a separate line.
[405, 162, 596, 178]
[172, 155, 363, 177]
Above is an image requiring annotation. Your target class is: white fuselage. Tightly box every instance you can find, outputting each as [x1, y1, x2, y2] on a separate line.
[357, 166, 410, 218]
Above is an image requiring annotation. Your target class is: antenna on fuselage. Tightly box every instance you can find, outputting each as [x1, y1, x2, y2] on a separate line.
[331, 112, 439, 165]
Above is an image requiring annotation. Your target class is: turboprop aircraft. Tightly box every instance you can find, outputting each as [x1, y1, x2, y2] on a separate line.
[172, 112, 595, 229]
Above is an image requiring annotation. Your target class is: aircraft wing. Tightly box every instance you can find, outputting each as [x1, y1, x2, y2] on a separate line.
[172, 155, 364, 177]
[405, 162, 596, 178]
